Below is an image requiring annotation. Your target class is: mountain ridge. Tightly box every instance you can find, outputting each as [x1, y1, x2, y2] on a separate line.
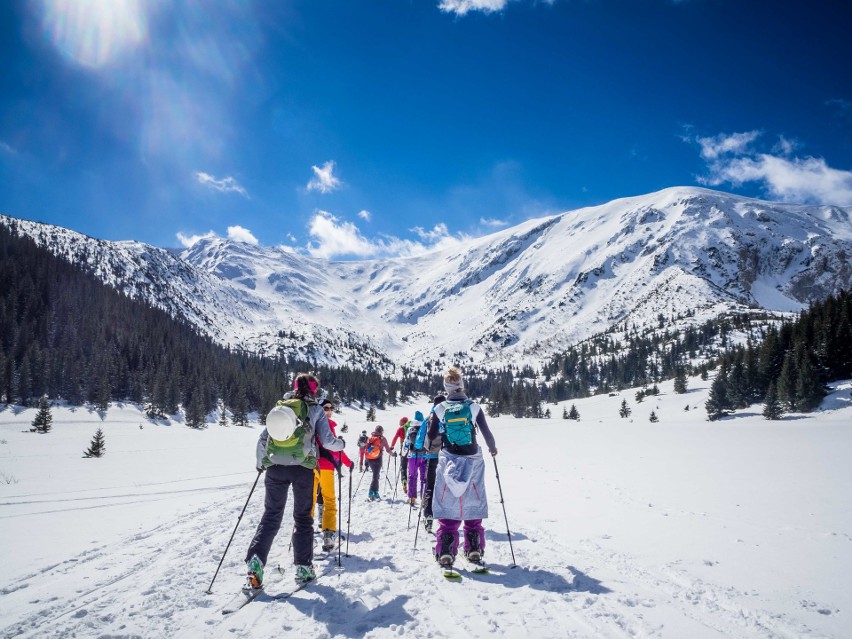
[3, 186, 851, 371]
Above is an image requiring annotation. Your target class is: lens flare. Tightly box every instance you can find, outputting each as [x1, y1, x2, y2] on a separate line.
[40, 0, 148, 68]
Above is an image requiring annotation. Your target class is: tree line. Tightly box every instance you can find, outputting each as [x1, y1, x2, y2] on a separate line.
[2, 223, 849, 423]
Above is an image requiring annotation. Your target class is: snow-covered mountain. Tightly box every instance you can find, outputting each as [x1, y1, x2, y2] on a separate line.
[3, 187, 851, 370]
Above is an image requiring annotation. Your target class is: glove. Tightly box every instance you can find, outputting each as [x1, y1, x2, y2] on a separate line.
[256, 466, 265, 473]
[392, 451, 398, 457]
[490, 448, 498, 457]
[349, 464, 354, 473]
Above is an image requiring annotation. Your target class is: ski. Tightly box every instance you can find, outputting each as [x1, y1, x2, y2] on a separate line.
[442, 566, 462, 580]
[221, 583, 266, 615]
[462, 557, 490, 574]
[269, 563, 326, 600]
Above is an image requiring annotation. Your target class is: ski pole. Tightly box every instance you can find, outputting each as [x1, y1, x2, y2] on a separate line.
[205, 469, 262, 594]
[346, 467, 352, 557]
[353, 465, 367, 498]
[391, 454, 399, 501]
[337, 468, 343, 567]
[492, 456, 517, 568]
[384, 454, 393, 493]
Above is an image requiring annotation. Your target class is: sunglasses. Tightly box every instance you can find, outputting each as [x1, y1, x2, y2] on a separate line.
[323, 406, 334, 412]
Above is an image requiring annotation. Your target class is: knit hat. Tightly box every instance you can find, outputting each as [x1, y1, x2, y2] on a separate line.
[399, 416, 408, 426]
[414, 410, 424, 422]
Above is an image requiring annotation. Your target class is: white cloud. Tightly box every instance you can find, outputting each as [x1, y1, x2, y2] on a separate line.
[358, 209, 372, 222]
[689, 129, 852, 205]
[1, 140, 17, 154]
[307, 211, 465, 260]
[695, 130, 760, 160]
[438, 0, 556, 16]
[701, 154, 852, 205]
[177, 230, 216, 247]
[479, 217, 509, 228]
[412, 223, 451, 242]
[227, 225, 258, 244]
[194, 171, 248, 196]
[772, 135, 799, 157]
[307, 161, 342, 194]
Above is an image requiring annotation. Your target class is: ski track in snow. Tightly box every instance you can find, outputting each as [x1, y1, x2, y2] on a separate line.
[0, 479, 828, 639]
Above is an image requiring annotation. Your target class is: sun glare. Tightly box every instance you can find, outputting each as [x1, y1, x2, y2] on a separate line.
[40, 0, 148, 68]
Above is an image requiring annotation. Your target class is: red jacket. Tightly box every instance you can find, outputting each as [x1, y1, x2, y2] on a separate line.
[390, 423, 408, 450]
[317, 419, 353, 471]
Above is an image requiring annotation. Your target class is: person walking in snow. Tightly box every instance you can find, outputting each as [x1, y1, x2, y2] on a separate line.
[364, 425, 396, 501]
[244, 373, 345, 589]
[428, 368, 497, 568]
[405, 410, 428, 507]
[392, 416, 412, 493]
[415, 395, 445, 534]
[356, 429, 368, 472]
[314, 398, 354, 551]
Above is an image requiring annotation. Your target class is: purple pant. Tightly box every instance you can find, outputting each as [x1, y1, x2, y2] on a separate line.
[407, 456, 427, 499]
[434, 519, 485, 557]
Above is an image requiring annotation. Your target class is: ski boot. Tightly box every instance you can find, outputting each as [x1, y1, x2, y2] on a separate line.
[423, 516, 433, 534]
[322, 530, 335, 552]
[463, 529, 483, 563]
[294, 564, 316, 585]
[408, 497, 416, 507]
[436, 532, 455, 567]
[245, 554, 264, 590]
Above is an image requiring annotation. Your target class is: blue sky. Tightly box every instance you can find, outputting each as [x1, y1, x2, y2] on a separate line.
[2, 0, 851, 258]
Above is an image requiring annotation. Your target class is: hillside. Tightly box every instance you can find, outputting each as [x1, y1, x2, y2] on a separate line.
[3, 187, 851, 370]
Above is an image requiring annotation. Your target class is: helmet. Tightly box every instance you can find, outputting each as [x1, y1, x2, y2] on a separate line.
[361, 430, 367, 435]
[375, 425, 384, 434]
[399, 416, 408, 426]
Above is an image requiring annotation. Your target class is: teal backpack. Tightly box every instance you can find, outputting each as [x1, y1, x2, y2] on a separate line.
[440, 400, 475, 448]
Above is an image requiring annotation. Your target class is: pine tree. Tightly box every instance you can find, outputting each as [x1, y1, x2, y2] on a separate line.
[31, 395, 53, 433]
[83, 427, 106, 458]
[218, 399, 229, 427]
[794, 352, 823, 412]
[762, 381, 783, 420]
[776, 352, 797, 411]
[562, 406, 569, 419]
[619, 399, 631, 418]
[366, 406, 376, 422]
[673, 368, 688, 394]
[705, 369, 729, 421]
[649, 410, 659, 423]
[568, 403, 580, 420]
[544, 408, 552, 419]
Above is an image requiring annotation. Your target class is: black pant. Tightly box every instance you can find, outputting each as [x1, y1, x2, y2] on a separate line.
[423, 457, 439, 518]
[367, 457, 383, 492]
[245, 464, 315, 567]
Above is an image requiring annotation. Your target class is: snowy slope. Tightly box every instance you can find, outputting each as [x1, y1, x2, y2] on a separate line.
[1, 379, 850, 638]
[4, 186, 851, 369]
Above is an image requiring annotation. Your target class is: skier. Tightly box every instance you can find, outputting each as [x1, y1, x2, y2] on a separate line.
[314, 398, 354, 551]
[427, 368, 497, 568]
[356, 429, 368, 472]
[364, 425, 396, 501]
[415, 395, 445, 534]
[405, 410, 428, 507]
[391, 416, 411, 493]
[244, 373, 345, 589]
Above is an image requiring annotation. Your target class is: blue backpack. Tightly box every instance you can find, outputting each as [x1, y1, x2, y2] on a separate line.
[440, 400, 474, 447]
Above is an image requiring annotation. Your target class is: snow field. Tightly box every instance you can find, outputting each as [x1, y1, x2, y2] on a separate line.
[1, 377, 850, 638]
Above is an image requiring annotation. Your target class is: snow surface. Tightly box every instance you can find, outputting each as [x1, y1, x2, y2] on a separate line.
[1, 378, 851, 638]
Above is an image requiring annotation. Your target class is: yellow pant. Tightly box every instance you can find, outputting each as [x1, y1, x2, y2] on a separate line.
[312, 468, 338, 532]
